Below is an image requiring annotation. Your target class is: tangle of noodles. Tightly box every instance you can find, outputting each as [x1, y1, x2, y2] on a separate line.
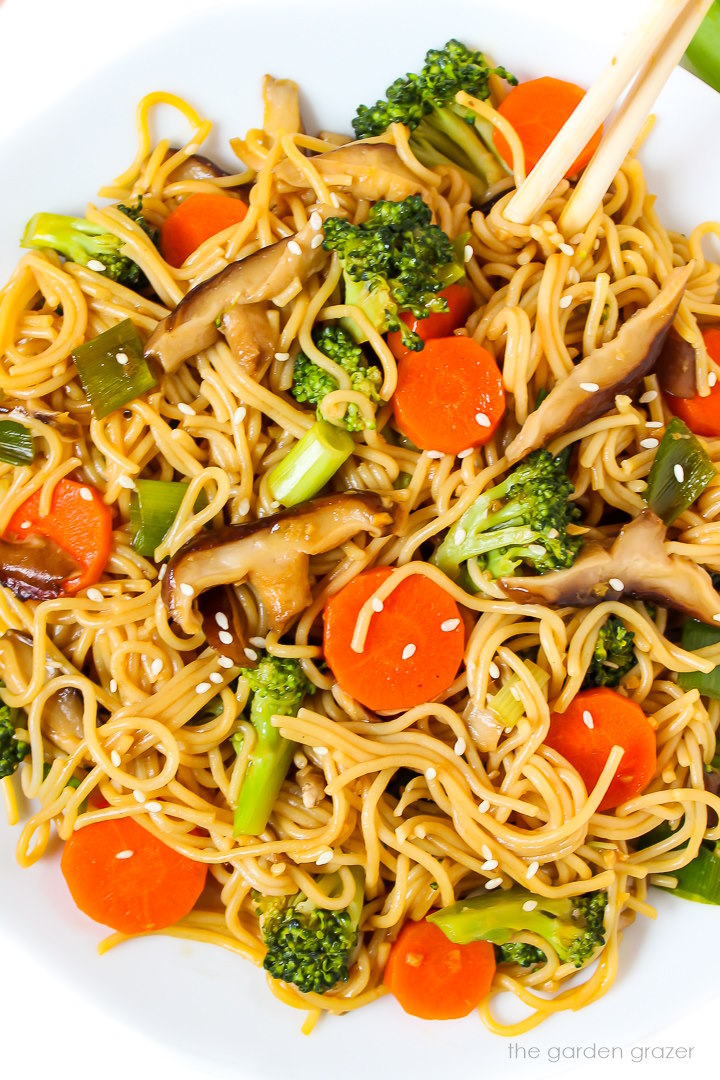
[2, 71, 720, 1037]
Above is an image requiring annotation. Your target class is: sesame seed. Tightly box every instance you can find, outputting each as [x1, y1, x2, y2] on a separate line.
[146, 801, 162, 813]
[547, 528, 559, 539]
[371, 596, 384, 612]
[464, 243, 473, 263]
[489, 661, 500, 679]
[237, 498, 250, 517]
[425, 767, 437, 781]
[674, 463, 685, 483]
[639, 390, 658, 404]
[522, 899, 538, 912]
[20, 520, 32, 529]
[87, 259, 107, 272]
[454, 737, 466, 756]
[310, 233, 324, 249]
[196, 682, 211, 694]
[559, 295, 572, 309]
[233, 406, 247, 424]
[310, 211, 322, 231]
[714, 614, 720, 623]
[249, 636, 266, 648]
[454, 527, 467, 544]
[118, 474, 135, 489]
[583, 710, 594, 729]
[316, 849, 333, 865]
[244, 647, 258, 662]
[580, 382, 600, 392]
[178, 402, 195, 416]
[115, 849, 133, 859]
[287, 240, 302, 256]
[86, 588, 103, 602]
[559, 243, 574, 256]
[209, 671, 223, 684]
[110, 750, 122, 767]
[640, 438, 659, 449]
[593, 238, 600, 250]
[158, 564, 166, 580]
[457, 447, 474, 459]
[402, 643, 416, 660]
[485, 876, 503, 889]
[567, 267, 580, 284]
[441, 618, 460, 632]
[646, 421, 663, 428]
[79, 487, 93, 501]
[609, 577, 624, 591]
[218, 630, 233, 646]
[481, 844, 493, 860]
[274, 352, 291, 362]
[270, 500, 280, 510]
[218, 656, 234, 668]
[215, 611, 229, 630]
[475, 412, 491, 427]
[478, 799, 490, 813]
[180, 582, 195, 597]
[710, 372, 718, 388]
[315, 747, 328, 756]
[133, 790, 147, 803]
[150, 658, 163, 677]
[115, 352, 128, 366]
[109, 679, 118, 693]
[426, 450, 444, 459]
[526, 861, 539, 880]
[482, 858, 499, 871]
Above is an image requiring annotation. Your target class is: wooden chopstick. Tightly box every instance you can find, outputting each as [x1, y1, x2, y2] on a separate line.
[502, 0, 713, 231]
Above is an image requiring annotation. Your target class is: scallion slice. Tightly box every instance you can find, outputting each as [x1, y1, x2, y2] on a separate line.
[130, 480, 207, 557]
[677, 619, 720, 700]
[487, 659, 550, 729]
[644, 417, 715, 525]
[0, 420, 35, 465]
[668, 843, 720, 905]
[267, 419, 354, 507]
[72, 318, 157, 419]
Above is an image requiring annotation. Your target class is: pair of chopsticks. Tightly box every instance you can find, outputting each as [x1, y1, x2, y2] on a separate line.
[503, 0, 714, 235]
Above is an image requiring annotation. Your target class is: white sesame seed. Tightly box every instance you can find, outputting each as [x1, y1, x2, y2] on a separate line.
[218, 630, 233, 646]
[478, 799, 490, 813]
[310, 211, 323, 231]
[150, 658, 163, 677]
[110, 750, 122, 767]
[237, 498, 251, 517]
[454, 527, 467, 545]
[115, 352, 128, 366]
[639, 390, 658, 404]
[713, 614, 720, 623]
[244, 647, 258, 662]
[109, 679, 118, 693]
[316, 849, 333, 865]
[310, 233, 324, 249]
[593, 238, 600, 250]
[20, 520, 32, 529]
[522, 899, 538, 912]
[249, 636, 266, 648]
[86, 588, 103, 602]
[178, 402, 195, 416]
[547, 528, 559, 540]
[646, 421, 663, 428]
[710, 372, 718, 388]
[287, 240, 302, 256]
[180, 582, 194, 597]
[215, 611, 229, 630]
[485, 876, 503, 889]
[475, 412, 491, 427]
[674, 463, 685, 483]
[196, 682, 211, 694]
[425, 767, 437, 782]
[315, 747, 328, 756]
[441, 618, 460, 632]
[464, 243, 473, 263]
[481, 844, 493, 860]
[567, 267, 580, 284]
[371, 596, 384, 612]
[146, 801, 162, 813]
[118, 474, 135, 490]
[426, 450, 444, 459]
[640, 438, 659, 449]
[580, 382, 600, 392]
[79, 487, 93, 501]
[158, 563, 167, 580]
[115, 849, 133, 859]
[274, 352, 291, 362]
[402, 643, 416, 660]
[482, 858, 499, 870]
[583, 710, 595, 729]
[133, 789, 147, 804]
[489, 661, 500, 680]
[270, 501, 280, 510]
[609, 577, 624, 592]
[526, 860, 539, 880]
[209, 671, 223, 684]
[218, 656, 234, 668]
[87, 259, 107, 272]
[233, 406, 247, 424]
[457, 447, 474, 459]
[559, 295, 572, 309]
[559, 243, 574, 256]
[454, 737, 466, 756]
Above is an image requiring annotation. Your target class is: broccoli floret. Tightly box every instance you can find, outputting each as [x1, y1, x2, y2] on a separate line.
[233, 654, 315, 837]
[429, 888, 608, 969]
[21, 198, 157, 288]
[432, 450, 582, 581]
[352, 40, 516, 203]
[256, 867, 365, 994]
[495, 941, 547, 968]
[291, 326, 382, 432]
[0, 699, 29, 781]
[322, 195, 464, 351]
[583, 616, 637, 689]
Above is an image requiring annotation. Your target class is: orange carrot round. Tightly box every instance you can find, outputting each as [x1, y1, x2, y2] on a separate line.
[544, 687, 657, 812]
[384, 918, 496, 1020]
[5, 478, 112, 594]
[323, 567, 465, 712]
[161, 192, 248, 267]
[387, 283, 475, 362]
[665, 328, 720, 436]
[61, 816, 208, 934]
[493, 77, 603, 177]
[392, 335, 505, 454]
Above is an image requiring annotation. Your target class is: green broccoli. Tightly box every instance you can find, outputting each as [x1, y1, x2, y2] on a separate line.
[0, 698, 29, 781]
[583, 616, 637, 689]
[322, 195, 464, 351]
[495, 941, 547, 968]
[256, 867, 365, 993]
[291, 325, 382, 432]
[432, 450, 582, 582]
[21, 198, 158, 288]
[352, 39, 516, 203]
[429, 888, 608, 969]
[233, 654, 315, 837]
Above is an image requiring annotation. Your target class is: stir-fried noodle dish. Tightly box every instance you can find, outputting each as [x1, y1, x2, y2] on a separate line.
[2, 39, 720, 1033]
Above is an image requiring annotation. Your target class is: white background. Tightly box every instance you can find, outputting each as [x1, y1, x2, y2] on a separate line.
[0, 1, 718, 1077]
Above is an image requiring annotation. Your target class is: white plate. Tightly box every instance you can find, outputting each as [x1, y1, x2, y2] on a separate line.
[1, 1, 719, 1077]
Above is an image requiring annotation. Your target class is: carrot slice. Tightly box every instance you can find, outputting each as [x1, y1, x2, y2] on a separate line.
[384, 918, 496, 1020]
[493, 77, 603, 177]
[61, 816, 208, 934]
[392, 335, 505, 454]
[544, 687, 657, 812]
[323, 567, 464, 712]
[387, 283, 475, 362]
[5, 478, 113, 594]
[665, 328, 720, 436]
[161, 192, 248, 267]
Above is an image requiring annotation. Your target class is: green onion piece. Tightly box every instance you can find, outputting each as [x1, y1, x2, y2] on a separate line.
[393, 471, 412, 490]
[130, 479, 207, 556]
[677, 619, 720, 700]
[685, 1, 720, 92]
[72, 318, 157, 419]
[0, 420, 35, 465]
[487, 660, 550, 729]
[644, 417, 715, 525]
[267, 419, 354, 507]
[668, 843, 720, 905]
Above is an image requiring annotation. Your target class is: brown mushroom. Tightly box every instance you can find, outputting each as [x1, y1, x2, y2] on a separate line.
[0, 400, 80, 439]
[505, 264, 692, 463]
[198, 584, 254, 667]
[164, 147, 233, 183]
[499, 508, 720, 625]
[655, 329, 698, 399]
[0, 534, 80, 601]
[274, 141, 427, 202]
[220, 302, 279, 377]
[162, 491, 393, 637]
[0, 631, 83, 753]
[144, 211, 331, 373]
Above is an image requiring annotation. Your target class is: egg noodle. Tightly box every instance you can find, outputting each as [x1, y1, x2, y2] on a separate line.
[1, 70, 720, 1036]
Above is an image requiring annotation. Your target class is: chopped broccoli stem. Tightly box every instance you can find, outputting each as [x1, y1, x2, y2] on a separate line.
[582, 616, 637, 688]
[291, 325, 382, 432]
[0, 696, 29, 781]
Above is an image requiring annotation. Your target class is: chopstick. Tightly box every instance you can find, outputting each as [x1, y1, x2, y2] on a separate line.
[502, 0, 713, 233]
